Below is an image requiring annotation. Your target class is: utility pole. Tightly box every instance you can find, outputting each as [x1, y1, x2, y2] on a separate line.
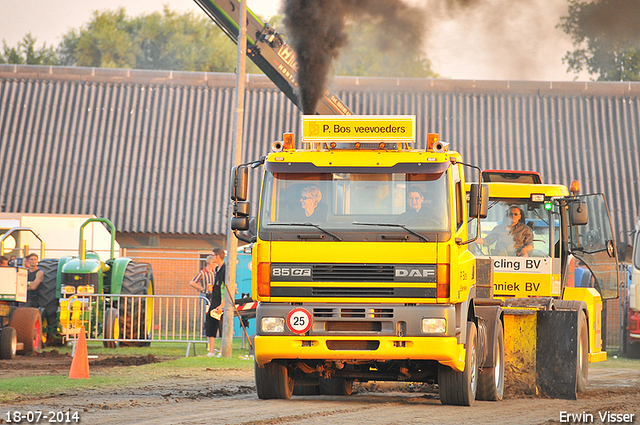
[221, 0, 246, 358]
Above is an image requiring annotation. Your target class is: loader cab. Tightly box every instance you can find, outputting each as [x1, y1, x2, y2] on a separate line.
[467, 183, 619, 300]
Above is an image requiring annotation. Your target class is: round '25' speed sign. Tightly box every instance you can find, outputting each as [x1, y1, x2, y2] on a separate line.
[286, 308, 312, 334]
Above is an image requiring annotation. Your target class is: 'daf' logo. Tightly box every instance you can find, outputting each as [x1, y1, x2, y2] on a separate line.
[395, 265, 437, 282]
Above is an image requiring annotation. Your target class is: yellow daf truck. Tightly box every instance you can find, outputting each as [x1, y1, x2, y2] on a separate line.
[467, 173, 619, 397]
[230, 115, 506, 406]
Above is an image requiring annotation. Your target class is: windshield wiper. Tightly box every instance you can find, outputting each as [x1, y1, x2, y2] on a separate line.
[268, 222, 343, 241]
[352, 222, 429, 242]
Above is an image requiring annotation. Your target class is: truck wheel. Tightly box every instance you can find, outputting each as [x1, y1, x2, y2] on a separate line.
[0, 327, 17, 359]
[577, 311, 589, 393]
[10, 308, 42, 354]
[255, 361, 294, 400]
[119, 262, 153, 347]
[477, 322, 504, 401]
[319, 378, 353, 396]
[293, 384, 320, 395]
[627, 341, 640, 359]
[103, 308, 119, 348]
[37, 259, 61, 346]
[439, 321, 478, 406]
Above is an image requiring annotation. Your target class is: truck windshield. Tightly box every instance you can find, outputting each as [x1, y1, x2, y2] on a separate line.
[258, 171, 450, 242]
[471, 199, 557, 258]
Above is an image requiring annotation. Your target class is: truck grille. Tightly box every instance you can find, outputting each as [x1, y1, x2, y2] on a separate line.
[312, 287, 394, 297]
[312, 264, 394, 282]
[313, 307, 394, 319]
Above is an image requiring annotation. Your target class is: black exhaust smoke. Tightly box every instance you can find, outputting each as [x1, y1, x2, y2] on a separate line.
[283, 0, 426, 115]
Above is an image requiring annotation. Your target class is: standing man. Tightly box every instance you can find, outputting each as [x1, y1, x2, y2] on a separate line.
[25, 253, 44, 306]
[189, 249, 225, 357]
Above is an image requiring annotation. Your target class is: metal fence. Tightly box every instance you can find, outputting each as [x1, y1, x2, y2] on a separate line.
[63, 293, 210, 355]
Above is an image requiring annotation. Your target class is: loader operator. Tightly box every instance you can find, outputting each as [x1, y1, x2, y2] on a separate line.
[477, 206, 533, 257]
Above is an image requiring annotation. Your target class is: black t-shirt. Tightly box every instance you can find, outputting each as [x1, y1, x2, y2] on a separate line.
[210, 263, 225, 309]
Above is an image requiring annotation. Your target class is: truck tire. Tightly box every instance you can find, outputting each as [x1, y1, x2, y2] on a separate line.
[10, 308, 42, 354]
[439, 321, 478, 406]
[119, 262, 153, 347]
[627, 341, 640, 359]
[477, 322, 504, 401]
[36, 259, 61, 346]
[103, 308, 119, 348]
[319, 378, 353, 396]
[577, 311, 588, 393]
[255, 361, 294, 400]
[0, 326, 17, 359]
[293, 384, 320, 395]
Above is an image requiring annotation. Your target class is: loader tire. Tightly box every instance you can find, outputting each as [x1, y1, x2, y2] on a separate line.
[255, 360, 294, 400]
[0, 326, 17, 359]
[36, 259, 61, 346]
[119, 262, 153, 347]
[439, 321, 478, 406]
[10, 308, 42, 354]
[477, 322, 504, 401]
[577, 311, 588, 393]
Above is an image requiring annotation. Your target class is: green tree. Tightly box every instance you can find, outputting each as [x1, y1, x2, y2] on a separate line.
[559, 0, 640, 81]
[57, 6, 260, 73]
[0, 33, 57, 65]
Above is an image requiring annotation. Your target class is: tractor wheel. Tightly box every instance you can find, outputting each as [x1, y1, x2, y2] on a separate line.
[439, 321, 478, 406]
[255, 361, 294, 400]
[103, 308, 119, 348]
[319, 378, 353, 396]
[10, 308, 42, 354]
[477, 322, 504, 401]
[0, 327, 17, 359]
[119, 262, 153, 347]
[36, 259, 61, 346]
[577, 311, 589, 393]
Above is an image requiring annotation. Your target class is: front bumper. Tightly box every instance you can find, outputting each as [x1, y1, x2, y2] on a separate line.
[254, 302, 467, 371]
[254, 335, 466, 371]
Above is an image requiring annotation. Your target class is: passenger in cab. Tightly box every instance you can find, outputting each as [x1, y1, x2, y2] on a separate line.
[477, 206, 533, 257]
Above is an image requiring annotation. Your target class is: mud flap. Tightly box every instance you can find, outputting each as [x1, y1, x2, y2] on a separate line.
[536, 310, 578, 400]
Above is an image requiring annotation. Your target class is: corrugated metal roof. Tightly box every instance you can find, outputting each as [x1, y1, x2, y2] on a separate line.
[1, 65, 639, 246]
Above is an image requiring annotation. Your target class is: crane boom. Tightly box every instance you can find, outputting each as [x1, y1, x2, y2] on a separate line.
[193, 0, 352, 115]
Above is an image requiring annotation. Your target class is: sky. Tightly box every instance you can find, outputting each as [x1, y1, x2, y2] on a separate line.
[0, 0, 587, 81]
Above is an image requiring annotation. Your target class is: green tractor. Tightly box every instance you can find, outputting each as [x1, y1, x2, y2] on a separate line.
[56, 218, 154, 347]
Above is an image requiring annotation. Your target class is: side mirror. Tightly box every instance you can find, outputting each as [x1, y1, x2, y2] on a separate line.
[230, 165, 248, 202]
[231, 217, 250, 231]
[570, 201, 588, 226]
[468, 184, 488, 219]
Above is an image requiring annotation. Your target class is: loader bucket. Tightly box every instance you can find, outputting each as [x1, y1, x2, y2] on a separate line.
[503, 308, 579, 399]
[503, 310, 537, 395]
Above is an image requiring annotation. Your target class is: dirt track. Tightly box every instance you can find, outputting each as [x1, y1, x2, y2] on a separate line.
[2, 354, 639, 425]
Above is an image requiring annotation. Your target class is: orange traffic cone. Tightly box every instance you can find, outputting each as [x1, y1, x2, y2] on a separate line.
[69, 326, 90, 379]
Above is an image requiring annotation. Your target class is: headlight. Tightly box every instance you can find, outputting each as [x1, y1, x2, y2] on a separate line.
[261, 317, 285, 333]
[77, 285, 95, 294]
[422, 318, 446, 334]
[62, 285, 76, 295]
